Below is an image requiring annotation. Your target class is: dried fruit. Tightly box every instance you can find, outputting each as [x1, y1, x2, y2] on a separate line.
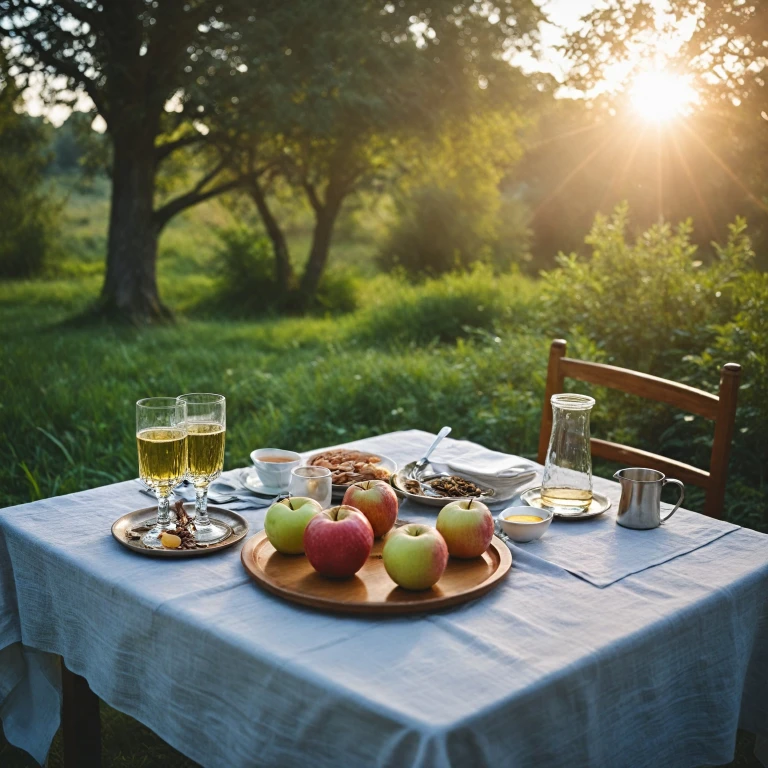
[161, 532, 182, 549]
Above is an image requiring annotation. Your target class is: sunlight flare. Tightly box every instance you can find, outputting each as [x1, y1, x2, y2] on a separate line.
[629, 71, 696, 122]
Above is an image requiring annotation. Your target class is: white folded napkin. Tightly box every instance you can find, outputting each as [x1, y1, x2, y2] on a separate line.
[428, 460, 538, 502]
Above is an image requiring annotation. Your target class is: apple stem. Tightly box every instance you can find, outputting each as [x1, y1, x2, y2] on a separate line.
[468, 498, 473, 509]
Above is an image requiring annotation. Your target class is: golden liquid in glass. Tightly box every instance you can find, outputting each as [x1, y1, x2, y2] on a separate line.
[186, 422, 226, 481]
[504, 514, 545, 523]
[540, 487, 593, 510]
[137, 427, 187, 493]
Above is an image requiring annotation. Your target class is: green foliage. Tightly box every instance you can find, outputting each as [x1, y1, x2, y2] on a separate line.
[379, 112, 531, 277]
[542, 204, 753, 374]
[214, 226, 358, 316]
[0, 75, 61, 278]
[542, 205, 765, 531]
[379, 185, 490, 275]
[357, 267, 533, 345]
[215, 228, 279, 315]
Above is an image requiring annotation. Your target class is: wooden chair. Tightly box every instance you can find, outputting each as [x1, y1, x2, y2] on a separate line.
[537, 339, 741, 519]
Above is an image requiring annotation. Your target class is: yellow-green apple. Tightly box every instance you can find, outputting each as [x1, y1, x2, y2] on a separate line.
[382, 524, 448, 591]
[264, 497, 322, 554]
[436, 498, 494, 558]
[342, 480, 399, 538]
[303, 505, 374, 578]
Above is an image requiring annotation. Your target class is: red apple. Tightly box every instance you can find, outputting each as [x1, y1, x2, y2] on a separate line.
[436, 498, 494, 559]
[303, 505, 374, 578]
[342, 479, 399, 538]
[382, 524, 448, 590]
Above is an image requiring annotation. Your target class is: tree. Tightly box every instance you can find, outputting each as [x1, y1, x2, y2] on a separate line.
[558, 1, 768, 268]
[565, 1, 767, 117]
[0, 1, 280, 322]
[209, 0, 542, 301]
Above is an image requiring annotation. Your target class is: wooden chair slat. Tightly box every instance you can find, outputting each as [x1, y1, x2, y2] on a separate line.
[590, 438, 710, 488]
[537, 340, 741, 519]
[559, 358, 720, 419]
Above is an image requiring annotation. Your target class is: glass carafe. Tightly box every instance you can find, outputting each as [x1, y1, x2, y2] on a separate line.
[541, 393, 595, 516]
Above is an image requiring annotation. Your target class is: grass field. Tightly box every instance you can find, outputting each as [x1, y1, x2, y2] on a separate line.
[0, 178, 764, 766]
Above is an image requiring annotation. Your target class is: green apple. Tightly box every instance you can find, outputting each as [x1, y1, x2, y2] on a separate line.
[382, 524, 448, 591]
[264, 496, 322, 554]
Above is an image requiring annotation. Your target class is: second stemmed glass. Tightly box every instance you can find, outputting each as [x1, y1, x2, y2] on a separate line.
[178, 393, 229, 544]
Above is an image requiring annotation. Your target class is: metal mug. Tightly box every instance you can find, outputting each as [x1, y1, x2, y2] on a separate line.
[614, 468, 685, 530]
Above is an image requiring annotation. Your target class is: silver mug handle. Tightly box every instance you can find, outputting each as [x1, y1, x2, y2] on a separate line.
[660, 478, 685, 522]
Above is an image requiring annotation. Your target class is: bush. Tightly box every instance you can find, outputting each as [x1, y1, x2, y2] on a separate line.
[0, 96, 61, 278]
[541, 204, 753, 375]
[542, 204, 765, 529]
[215, 228, 279, 315]
[215, 226, 358, 316]
[356, 266, 534, 345]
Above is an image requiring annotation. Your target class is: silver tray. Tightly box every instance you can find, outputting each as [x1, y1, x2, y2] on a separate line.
[111, 504, 249, 558]
[390, 461, 496, 509]
[519, 487, 611, 520]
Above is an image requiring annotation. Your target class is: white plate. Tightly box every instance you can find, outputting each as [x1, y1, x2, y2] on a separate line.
[242, 468, 286, 497]
[305, 451, 398, 499]
[519, 487, 611, 519]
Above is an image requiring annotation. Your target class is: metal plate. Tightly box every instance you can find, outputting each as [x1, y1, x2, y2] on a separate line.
[519, 487, 612, 520]
[111, 504, 249, 557]
[390, 461, 496, 508]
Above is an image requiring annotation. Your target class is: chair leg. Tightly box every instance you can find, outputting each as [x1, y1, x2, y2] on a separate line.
[62, 663, 101, 768]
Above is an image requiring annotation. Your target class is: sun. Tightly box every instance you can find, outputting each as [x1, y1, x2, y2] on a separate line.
[629, 71, 696, 122]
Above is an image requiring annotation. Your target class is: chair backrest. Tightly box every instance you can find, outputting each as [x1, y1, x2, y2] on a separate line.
[537, 339, 741, 519]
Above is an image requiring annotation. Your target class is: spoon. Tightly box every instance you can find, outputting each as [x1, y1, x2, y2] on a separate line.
[412, 426, 452, 479]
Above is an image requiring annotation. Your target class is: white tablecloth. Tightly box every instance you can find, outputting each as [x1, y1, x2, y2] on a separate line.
[1, 430, 767, 767]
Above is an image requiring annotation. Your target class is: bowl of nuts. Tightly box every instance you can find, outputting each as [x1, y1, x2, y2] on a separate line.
[306, 449, 397, 498]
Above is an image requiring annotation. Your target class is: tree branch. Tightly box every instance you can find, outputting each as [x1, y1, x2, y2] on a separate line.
[155, 133, 210, 163]
[19, 31, 109, 120]
[153, 160, 247, 228]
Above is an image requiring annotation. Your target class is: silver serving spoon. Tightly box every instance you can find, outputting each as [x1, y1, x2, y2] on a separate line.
[412, 426, 452, 479]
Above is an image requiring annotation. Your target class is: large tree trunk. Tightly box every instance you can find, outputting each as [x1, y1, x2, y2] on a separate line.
[247, 179, 293, 293]
[299, 198, 343, 299]
[98, 123, 170, 324]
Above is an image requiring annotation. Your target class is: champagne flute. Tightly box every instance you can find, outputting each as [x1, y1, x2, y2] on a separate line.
[136, 398, 188, 549]
[178, 393, 228, 544]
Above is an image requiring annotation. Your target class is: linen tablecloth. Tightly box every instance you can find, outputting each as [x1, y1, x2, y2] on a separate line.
[1, 430, 767, 768]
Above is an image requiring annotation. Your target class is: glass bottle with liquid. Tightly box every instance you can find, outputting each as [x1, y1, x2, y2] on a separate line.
[541, 393, 595, 515]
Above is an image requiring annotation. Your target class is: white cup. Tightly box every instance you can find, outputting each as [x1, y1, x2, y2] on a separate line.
[250, 448, 302, 491]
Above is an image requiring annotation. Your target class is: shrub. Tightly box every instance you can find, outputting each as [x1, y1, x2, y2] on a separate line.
[214, 226, 358, 316]
[542, 204, 765, 528]
[0, 100, 61, 278]
[541, 204, 753, 375]
[214, 228, 279, 315]
[356, 266, 534, 345]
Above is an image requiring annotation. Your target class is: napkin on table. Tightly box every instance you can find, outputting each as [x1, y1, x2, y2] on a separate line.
[429, 459, 538, 502]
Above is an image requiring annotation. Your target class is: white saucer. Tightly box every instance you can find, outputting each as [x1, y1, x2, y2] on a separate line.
[242, 468, 286, 497]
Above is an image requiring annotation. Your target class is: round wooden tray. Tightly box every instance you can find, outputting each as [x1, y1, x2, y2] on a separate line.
[240, 530, 512, 615]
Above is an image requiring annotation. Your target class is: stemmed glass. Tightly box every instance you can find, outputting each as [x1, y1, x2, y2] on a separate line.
[289, 466, 332, 509]
[136, 398, 188, 549]
[177, 393, 229, 544]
